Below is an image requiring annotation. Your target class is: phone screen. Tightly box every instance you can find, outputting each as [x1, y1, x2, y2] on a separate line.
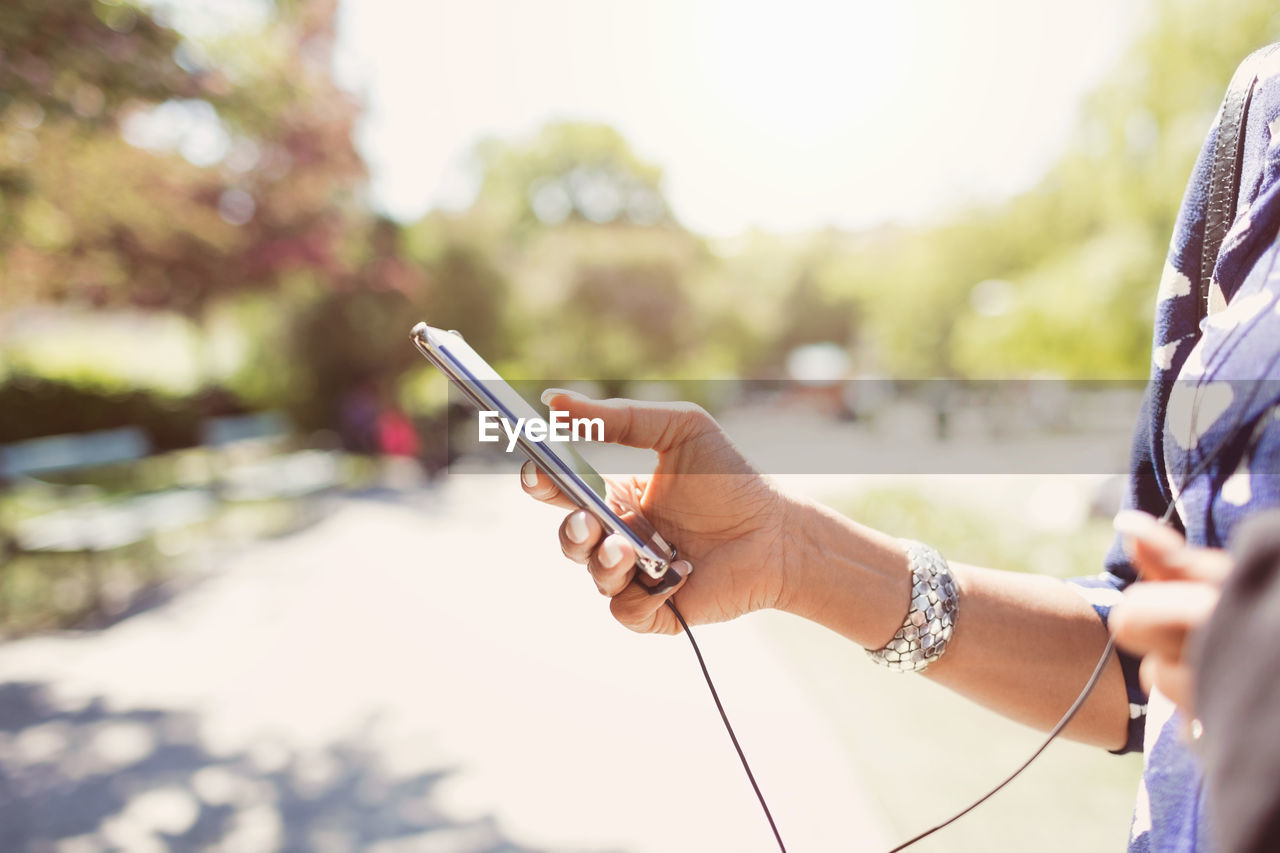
[427, 329, 610, 497]
[411, 323, 673, 579]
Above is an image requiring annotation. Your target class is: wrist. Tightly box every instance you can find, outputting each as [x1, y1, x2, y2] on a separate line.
[770, 491, 809, 614]
[773, 495, 913, 649]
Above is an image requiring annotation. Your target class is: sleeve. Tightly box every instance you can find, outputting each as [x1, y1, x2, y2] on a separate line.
[1066, 388, 1168, 755]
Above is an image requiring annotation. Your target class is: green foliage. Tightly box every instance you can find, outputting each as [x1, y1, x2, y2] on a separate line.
[472, 121, 674, 232]
[715, 0, 1280, 380]
[0, 374, 248, 450]
[426, 244, 512, 363]
[921, 0, 1280, 378]
[832, 486, 1117, 580]
[0, 0, 193, 124]
[7, 0, 1280, 440]
[951, 229, 1162, 377]
[284, 285, 417, 430]
[1, 0, 365, 316]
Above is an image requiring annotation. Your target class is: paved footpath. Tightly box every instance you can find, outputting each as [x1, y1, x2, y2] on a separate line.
[0, 475, 893, 852]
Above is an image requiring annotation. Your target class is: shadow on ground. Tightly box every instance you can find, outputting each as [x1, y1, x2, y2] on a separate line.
[0, 681, 557, 852]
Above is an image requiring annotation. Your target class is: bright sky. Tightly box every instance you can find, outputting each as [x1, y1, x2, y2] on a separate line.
[333, 1, 1138, 237]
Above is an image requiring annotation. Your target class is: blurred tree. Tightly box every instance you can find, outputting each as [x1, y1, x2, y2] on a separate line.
[471, 121, 674, 233]
[937, 0, 1280, 377]
[566, 258, 691, 380]
[0, 0, 198, 126]
[800, 0, 1280, 379]
[7, 0, 1280, 446]
[412, 123, 705, 382]
[0, 0, 365, 318]
[286, 285, 414, 430]
[1, 0, 208, 303]
[281, 216, 518, 431]
[773, 269, 858, 361]
[425, 242, 510, 362]
[493, 220, 707, 381]
[398, 214, 516, 364]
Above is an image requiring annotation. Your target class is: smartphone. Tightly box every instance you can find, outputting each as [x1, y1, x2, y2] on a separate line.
[410, 322, 679, 591]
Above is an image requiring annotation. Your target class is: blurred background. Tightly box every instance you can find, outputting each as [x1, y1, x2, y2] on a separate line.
[3, 0, 1279, 851]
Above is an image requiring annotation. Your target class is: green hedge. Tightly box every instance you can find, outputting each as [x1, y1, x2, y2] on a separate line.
[0, 376, 250, 451]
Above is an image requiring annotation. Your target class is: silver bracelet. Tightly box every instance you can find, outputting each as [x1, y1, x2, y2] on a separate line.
[865, 540, 958, 673]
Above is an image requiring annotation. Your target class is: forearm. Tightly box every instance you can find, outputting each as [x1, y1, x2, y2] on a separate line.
[776, 495, 1130, 750]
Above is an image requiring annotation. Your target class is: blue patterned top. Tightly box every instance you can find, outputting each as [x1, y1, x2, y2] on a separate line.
[1070, 45, 1280, 853]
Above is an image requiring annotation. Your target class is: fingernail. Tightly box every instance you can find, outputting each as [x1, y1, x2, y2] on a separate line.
[541, 387, 577, 406]
[521, 460, 538, 488]
[567, 511, 590, 544]
[600, 536, 623, 568]
[1113, 510, 1159, 537]
[673, 559, 693, 579]
[1114, 510, 1183, 555]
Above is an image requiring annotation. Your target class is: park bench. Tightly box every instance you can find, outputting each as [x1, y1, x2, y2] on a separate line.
[1, 427, 217, 552]
[200, 412, 340, 525]
[0, 427, 217, 622]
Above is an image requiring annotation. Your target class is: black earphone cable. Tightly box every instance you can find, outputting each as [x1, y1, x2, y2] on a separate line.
[666, 598, 788, 853]
[883, 632, 1120, 852]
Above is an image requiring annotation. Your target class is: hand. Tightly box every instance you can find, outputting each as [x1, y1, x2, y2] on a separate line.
[1109, 510, 1233, 718]
[521, 391, 791, 635]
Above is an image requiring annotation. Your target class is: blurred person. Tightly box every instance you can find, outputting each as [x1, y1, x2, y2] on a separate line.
[339, 379, 381, 455]
[376, 406, 419, 458]
[376, 405, 424, 491]
[519, 44, 1280, 853]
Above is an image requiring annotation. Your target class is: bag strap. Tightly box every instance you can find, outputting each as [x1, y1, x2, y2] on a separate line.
[1198, 45, 1279, 324]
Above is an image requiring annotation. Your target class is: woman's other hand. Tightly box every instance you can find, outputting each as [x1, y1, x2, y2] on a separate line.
[1110, 510, 1233, 718]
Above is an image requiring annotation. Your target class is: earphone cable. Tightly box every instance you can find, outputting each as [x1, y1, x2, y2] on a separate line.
[666, 598, 788, 853]
[883, 632, 1119, 852]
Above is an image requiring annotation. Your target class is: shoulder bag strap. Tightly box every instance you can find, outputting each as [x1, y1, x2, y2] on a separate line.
[1198, 44, 1279, 323]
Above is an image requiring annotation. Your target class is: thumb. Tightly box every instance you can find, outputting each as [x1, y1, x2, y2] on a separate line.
[540, 389, 714, 452]
[1114, 510, 1231, 584]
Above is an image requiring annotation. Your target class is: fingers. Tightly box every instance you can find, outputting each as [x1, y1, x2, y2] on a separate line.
[1110, 580, 1219, 660]
[520, 460, 577, 510]
[589, 533, 637, 596]
[540, 471, 693, 634]
[1167, 547, 1232, 584]
[555, 509, 694, 633]
[609, 560, 694, 633]
[559, 509, 604, 563]
[1138, 655, 1195, 714]
[1114, 510, 1185, 553]
[1110, 562, 1220, 723]
[1112, 577, 1216, 721]
[568, 521, 656, 600]
[540, 389, 715, 452]
[1114, 510, 1232, 584]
